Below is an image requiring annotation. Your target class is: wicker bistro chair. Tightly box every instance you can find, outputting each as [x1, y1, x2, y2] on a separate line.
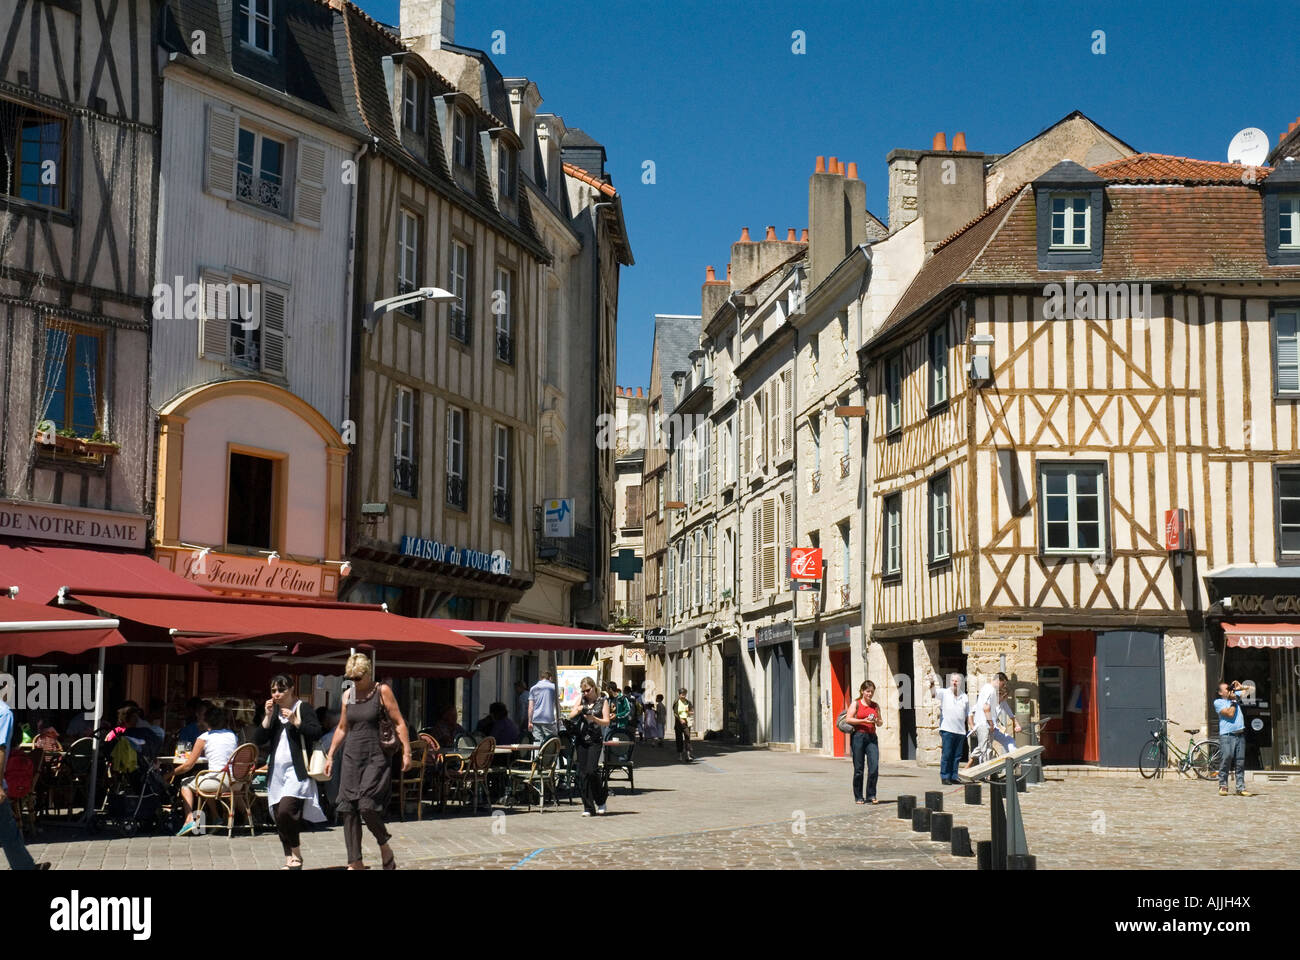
[601, 739, 636, 795]
[507, 737, 562, 812]
[417, 734, 444, 811]
[445, 737, 496, 813]
[195, 743, 259, 836]
[393, 739, 429, 821]
[50, 738, 95, 817]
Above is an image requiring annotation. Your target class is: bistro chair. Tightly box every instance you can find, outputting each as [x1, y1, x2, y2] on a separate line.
[601, 739, 636, 795]
[393, 739, 429, 821]
[50, 737, 95, 816]
[418, 734, 444, 810]
[455, 737, 496, 813]
[507, 737, 561, 812]
[195, 743, 259, 836]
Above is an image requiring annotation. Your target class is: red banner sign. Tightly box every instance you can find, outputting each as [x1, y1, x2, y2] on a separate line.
[789, 547, 823, 581]
[1164, 508, 1189, 552]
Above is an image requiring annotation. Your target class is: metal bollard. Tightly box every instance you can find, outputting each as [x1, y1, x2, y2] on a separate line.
[924, 790, 944, 812]
[897, 795, 916, 820]
[930, 811, 953, 843]
[911, 807, 931, 832]
[964, 783, 982, 805]
[976, 839, 992, 870]
[1008, 853, 1037, 870]
[950, 825, 973, 857]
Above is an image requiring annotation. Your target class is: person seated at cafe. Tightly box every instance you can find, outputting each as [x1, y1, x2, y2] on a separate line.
[429, 705, 464, 748]
[488, 702, 520, 745]
[177, 698, 206, 745]
[107, 705, 162, 758]
[66, 711, 93, 740]
[170, 705, 239, 836]
[144, 698, 167, 740]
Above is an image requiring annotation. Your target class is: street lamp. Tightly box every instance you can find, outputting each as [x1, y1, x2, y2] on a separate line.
[364, 287, 459, 333]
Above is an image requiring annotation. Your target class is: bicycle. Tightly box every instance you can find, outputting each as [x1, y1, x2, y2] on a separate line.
[1137, 717, 1221, 780]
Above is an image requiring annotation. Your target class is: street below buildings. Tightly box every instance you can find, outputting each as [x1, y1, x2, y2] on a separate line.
[15, 746, 1298, 870]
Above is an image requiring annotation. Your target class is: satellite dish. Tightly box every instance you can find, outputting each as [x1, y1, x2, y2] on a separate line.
[1228, 127, 1269, 167]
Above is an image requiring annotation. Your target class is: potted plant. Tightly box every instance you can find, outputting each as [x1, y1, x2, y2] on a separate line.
[79, 429, 120, 456]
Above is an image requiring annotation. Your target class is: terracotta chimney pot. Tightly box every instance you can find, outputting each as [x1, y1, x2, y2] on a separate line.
[815, 156, 826, 173]
[953, 132, 967, 151]
[739, 227, 752, 242]
[800, 228, 809, 242]
[705, 265, 716, 282]
[765, 225, 777, 241]
[846, 161, 859, 179]
[933, 132, 947, 151]
[828, 156, 839, 174]
[786, 228, 797, 241]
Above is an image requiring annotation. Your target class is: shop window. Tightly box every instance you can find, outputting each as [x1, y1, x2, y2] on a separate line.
[227, 452, 277, 550]
[41, 326, 102, 436]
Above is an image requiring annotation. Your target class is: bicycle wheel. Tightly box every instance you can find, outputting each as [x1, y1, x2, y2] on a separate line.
[1190, 739, 1221, 781]
[1138, 737, 1165, 778]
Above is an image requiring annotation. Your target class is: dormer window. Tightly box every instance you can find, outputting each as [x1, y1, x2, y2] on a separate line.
[402, 68, 424, 135]
[452, 109, 473, 170]
[1264, 159, 1300, 266]
[238, 0, 275, 55]
[497, 144, 517, 200]
[1034, 160, 1104, 271]
[1050, 194, 1091, 249]
[1279, 195, 1300, 248]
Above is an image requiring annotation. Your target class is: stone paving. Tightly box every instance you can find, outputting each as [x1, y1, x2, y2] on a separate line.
[11, 743, 1298, 869]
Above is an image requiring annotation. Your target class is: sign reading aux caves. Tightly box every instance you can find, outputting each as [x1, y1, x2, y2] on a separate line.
[543, 499, 574, 538]
[400, 536, 512, 576]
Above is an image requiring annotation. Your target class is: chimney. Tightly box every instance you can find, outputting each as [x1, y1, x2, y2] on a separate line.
[739, 227, 752, 242]
[952, 131, 967, 151]
[765, 225, 777, 241]
[846, 162, 859, 180]
[932, 132, 947, 151]
[506, 80, 542, 183]
[401, 0, 455, 47]
[705, 265, 717, 282]
[809, 156, 851, 288]
[702, 261, 729, 323]
[786, 228, 797, 242]
[636, 387, 643, 398]
[828, 156, 839, 175]
[815, 156, 826, 173]
[800, 229, 808, 242]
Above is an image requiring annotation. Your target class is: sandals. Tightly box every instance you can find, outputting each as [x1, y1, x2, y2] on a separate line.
[381, 847, 396, 871]
[283, 855, 303, 870]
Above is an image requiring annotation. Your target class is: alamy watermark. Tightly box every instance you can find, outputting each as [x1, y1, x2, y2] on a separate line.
[0, 668, 99, 719]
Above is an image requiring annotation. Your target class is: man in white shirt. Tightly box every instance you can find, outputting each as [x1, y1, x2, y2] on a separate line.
[966, 671, 1021, 768]
[930, 672, 970, 784]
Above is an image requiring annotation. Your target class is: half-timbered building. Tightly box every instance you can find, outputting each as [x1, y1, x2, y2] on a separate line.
[863, 152, 1300, 771]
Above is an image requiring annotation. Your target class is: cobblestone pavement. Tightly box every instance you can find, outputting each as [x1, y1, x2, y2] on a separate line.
[12, 744, 1298, 869]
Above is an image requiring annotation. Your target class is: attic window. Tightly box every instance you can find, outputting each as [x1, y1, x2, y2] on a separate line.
[452, 108, 473, 170]
[402, 68, 424, 135]
[238, 0, 274, 55]
[1263, 159, 1300, 265]
[1280, 195, 1300, 249]
[1050, 194, 1091, 249]
[497, 144, 517, 200]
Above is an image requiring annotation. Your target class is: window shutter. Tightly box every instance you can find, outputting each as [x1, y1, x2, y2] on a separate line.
[742, 400, 752, 474]
[781, 369, 793, 455]
[200, 271, 229, 361]
[294, 139, 327, 228]
[205, 106, 237, 200]
[1278, 313, 1299, 392]
[751, 507, 761, 600]
[703, 422, 712, 496]
[260, 286, 287, 376]
[782, 493, 792, 590]
[761, 497, 777, 593]
[766, 381, 779, 465]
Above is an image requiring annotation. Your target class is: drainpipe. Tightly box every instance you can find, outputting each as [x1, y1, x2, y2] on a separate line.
[341, 137, 374, 599]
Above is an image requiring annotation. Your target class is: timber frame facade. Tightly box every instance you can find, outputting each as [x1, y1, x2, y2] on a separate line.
[862, 153, 1300, 768]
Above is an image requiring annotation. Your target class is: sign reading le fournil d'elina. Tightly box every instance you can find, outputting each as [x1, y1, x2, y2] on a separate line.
[400, 536, 512, 576]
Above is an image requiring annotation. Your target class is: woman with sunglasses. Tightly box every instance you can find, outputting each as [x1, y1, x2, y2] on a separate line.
[254, 675, 326, 869]
[569, 677, 611, 816]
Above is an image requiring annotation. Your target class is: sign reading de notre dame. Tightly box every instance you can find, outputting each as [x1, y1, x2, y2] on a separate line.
[0, 500, 146, 549]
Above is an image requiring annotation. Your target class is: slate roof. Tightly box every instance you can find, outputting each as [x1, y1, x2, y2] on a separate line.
[869, 153, 1300, 350]
[652, 316, 702, 416]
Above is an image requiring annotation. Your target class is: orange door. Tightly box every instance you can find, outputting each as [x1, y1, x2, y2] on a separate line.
[831, 650, 850, 757]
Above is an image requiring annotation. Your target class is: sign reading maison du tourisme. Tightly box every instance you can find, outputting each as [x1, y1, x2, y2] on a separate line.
[400, 535, 512, 576]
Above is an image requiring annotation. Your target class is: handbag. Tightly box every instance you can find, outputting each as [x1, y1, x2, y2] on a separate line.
[377, 687, 400, 756]
[307, 747, 330, 781]
[835, 709, 856, 735]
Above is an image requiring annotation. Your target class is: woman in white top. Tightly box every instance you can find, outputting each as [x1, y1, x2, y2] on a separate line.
[254, 675, 326, 869]
[170, 705, 238, 836]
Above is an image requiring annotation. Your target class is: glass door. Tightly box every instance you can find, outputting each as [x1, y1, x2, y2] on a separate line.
[1277, 648, 1300, 768]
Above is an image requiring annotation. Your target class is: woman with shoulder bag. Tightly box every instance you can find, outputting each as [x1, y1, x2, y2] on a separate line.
[324, 654, 411, 870]
[845, 681, 883, 804]
[569, 677, 610, 816]
[253, 675, 326, 870]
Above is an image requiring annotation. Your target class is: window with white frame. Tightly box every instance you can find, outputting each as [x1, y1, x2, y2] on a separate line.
[1275, 308, 1299, 394]
[397, 209, 420, 312]
[402, 67, 423, 134]
[929, 323, 949, 408]
[446, 406, 466, 510]
[722, 527, 733, 597]
[720, 416, 733, 485]
[693, 530, 702, 607]
[1279, 466, 1300, 559]
[930, 471, 951, 563]
[1039, 462, 1107, 555]
[236, 126, 286, 214]
[448, 240, 470, 342]
[1049, 193, 1090, 248]
[492, 424, 512, 521]
[1280, 195, 1300, 249]
[497, 144, 516, 200]
[886, 354, 902, 433]
[452, 108, 472, 169]
[882, 493, 901, 578]
[494, 266, 514, 363]
[238, 0, 274, 54]
[393, 386, 417, 496]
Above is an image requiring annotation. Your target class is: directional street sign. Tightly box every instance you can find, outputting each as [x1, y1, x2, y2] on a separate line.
[982, 620, 1043, 639]
[963, 638, 1020, 655]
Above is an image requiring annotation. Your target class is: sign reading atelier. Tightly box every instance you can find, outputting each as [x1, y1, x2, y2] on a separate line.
[400, 535, 512, 575]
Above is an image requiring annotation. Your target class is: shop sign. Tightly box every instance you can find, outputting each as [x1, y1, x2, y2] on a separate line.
[1226, 632, 1298, 649]
[0, 500, 146, 549]
[624, 647, 646, 666]
[756, 622, 793, 648]
[543, 499, 574, 537]
[168, 548, 324, 598]
[400, 535, 512, 576]
[789, 547, 823, 581]
[1229, 595, 1300, 616]
[1164, 508, 1190, 552]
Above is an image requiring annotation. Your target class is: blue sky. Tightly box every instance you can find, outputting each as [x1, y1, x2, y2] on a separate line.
[357, 0, 1299, 388]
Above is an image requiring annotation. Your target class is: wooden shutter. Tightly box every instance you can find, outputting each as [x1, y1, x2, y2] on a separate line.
[751, 507, 761, 600]
[260, 286, 287, 376]
[295, 139, 327, 227]
[200, 271, 229, 361]
[741, 399, 752, 475]
[766, 381, 779, 466]
[781, 369, 793, 455]
[782, 493, 792, 590]
[761, 497, 777, 593]
[205, 106, 237, 200]
[703, 422, 712, 496]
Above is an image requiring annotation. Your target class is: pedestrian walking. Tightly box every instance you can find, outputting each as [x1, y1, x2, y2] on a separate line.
[1214, 681, 1255, 797]
[0, 697, 48, 870]
[527, 672, 558, 744]
[674, 689, 694, 761]
[568, 677, 610, 816]
[966, 672, 1020, 768]
[253, 675, 326, 869]
[640, 695, 662, 743]
[844, 681, 882, 804]
[930, 672, 970, 784]
[324, 653, 411, 870]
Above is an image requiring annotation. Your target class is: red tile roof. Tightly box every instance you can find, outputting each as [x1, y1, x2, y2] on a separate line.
[1091, 153, 1272, 184]
[563, 162, 618, 198]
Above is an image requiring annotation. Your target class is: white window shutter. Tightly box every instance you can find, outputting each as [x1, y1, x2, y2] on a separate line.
[783, 494, 792, 590]
[781, 369, 793, 454]
[766, 381, 779, 465]
[200, 271, 229, 361]
[260, 286, 287, 376]
[761, 497, 777, 593]
[205, 106, 237, 200]
[742, 400, 752, 475]
[751, 508, 761, 600]
[294, 139, 327, 228]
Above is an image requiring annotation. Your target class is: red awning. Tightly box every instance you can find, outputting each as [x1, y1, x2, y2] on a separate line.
[0, 542, 211, 604]
[436, 620, 630, 652]
[71, 592, 482, 666]
[0, 597, 125, 657]
[1223, 623, 1300, 649]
